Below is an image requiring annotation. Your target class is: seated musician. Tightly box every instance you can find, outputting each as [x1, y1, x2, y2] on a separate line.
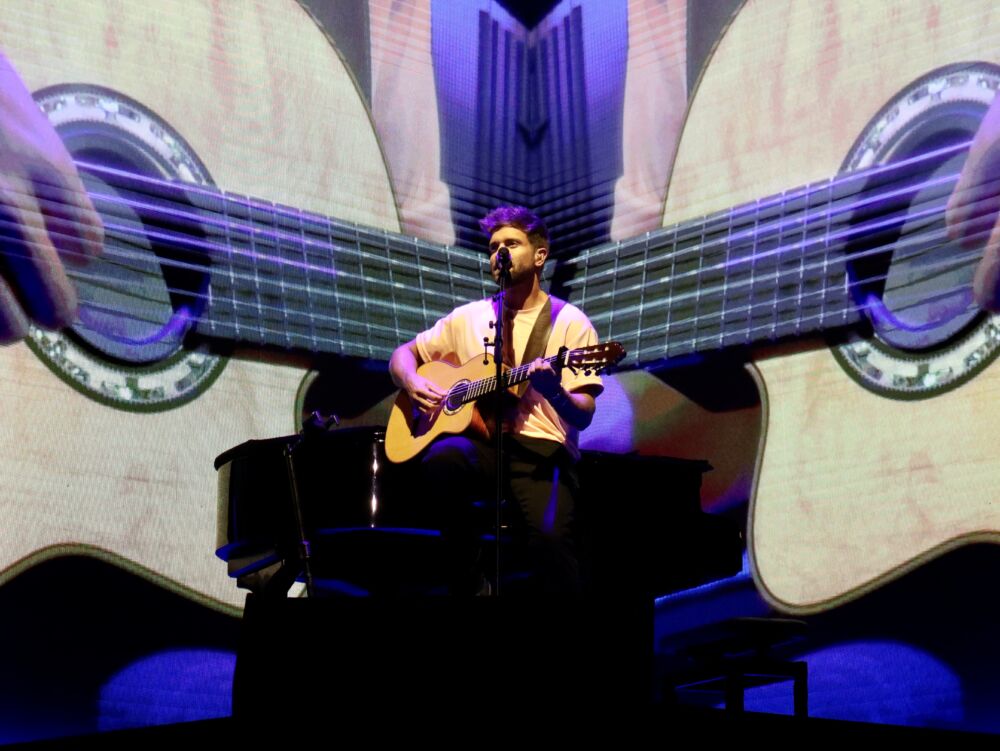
[388, 206, 604, 595]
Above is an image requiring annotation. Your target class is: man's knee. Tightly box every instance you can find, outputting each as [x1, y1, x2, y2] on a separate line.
[421, 435, 483, 474]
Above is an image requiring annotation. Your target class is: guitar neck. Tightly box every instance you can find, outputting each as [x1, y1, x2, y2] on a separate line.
[559, 142, 966, 366]
[199, 195, 496, 360]
[200, 197, 491, 360]
[85, 137, 962, 367]
[87, 162, 492, 361]
[456, 353, 563, 405]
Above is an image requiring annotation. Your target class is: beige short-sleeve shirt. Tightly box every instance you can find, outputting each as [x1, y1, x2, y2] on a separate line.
[414, 295, 603, 455]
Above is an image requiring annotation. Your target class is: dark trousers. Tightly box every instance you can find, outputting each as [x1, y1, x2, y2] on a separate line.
[420, 433, 582, 595]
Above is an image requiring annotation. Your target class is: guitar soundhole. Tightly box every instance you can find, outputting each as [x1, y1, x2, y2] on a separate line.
[51, 88, 212, 364]
[834, 63, 1000, 398]
[444, 380, 471, 414]
[25, 85, 226, 411]
[846, 104, 983, 352]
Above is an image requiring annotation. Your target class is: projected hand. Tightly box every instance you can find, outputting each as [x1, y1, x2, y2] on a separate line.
[947, 92, 1000, 311]
[0, 52, 103, 344]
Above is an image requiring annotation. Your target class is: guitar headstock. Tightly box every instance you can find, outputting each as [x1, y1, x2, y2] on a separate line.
[562, 342, 626, 375]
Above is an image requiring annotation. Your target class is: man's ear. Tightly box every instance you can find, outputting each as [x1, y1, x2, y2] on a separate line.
[534, 245, 549, 268]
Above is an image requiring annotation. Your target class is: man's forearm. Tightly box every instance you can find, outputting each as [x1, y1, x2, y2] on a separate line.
[544, 388, 595, 431]
[389, 342, 419, 390]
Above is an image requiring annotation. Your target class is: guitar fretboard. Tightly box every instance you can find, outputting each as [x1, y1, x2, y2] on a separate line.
[85, 138, 964, 368]
[198, 192, 491, 360]
[561, 141, 962, 365]
[89, 164, 492, 361]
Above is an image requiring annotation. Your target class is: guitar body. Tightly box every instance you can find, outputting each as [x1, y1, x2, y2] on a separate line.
[0, 0, 398, 609]
[385, 356, 500, 464]
[666, 0, 1000, 612]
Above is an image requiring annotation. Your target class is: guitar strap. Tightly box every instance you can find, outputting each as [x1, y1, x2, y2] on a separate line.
[524, 293, 565, 361]
[481, 293, 566, 440]
[501, 294, 565, 397]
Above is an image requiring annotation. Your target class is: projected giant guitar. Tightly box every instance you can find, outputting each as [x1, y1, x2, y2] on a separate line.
[3, 0, 1000, 615]
[0, 0, 417, 610]
[643, 0, 1000, 613]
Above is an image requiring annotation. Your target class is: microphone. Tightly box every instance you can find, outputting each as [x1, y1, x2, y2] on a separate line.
[496, 247, 512, 273]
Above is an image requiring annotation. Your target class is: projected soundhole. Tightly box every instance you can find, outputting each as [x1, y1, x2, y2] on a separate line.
[25, 85, 225, 411]
[834, 64, 1000, 398]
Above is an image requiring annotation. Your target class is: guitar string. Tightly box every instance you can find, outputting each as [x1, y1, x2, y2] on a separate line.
[50, 142, 976, 307]
[47, 200, 989, 325]
[48, 221, 1000, 362]
[575, 179, 980, 322]
[567, 144, 983, 296]
[620, 232, 990, 359]
[0, 216, 419, 349]
[50, 147, 991, 310]
[101, 142, 991, 323]
[561, 149, 998, 344]
[446, 346, 621, 404]
[449, 353, 564, 404]
[0, 153, 995, 356]
[86, 175, 1000, 325]
[588, 199, 988, 333]
[74, 185, 483, 290]
[53, 139, 973, 287]
[0, 214, 402, 328]
[83, 178, 988, 333]
[76, 156, 968, 362]
[31, 162, 489, 317]
[0, 190, 485, 342]
[2, 184, 993, 359]
[617, 242, 988, 361]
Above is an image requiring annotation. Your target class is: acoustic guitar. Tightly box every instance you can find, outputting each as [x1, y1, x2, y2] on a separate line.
[385, 342, 625, 463]
[642, 0, 1000, 613]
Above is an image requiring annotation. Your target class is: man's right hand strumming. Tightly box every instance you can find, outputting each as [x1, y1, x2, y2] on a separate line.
[390, 340, 446, 414]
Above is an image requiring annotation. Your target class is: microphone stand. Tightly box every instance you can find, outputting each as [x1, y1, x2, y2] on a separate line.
[491, 250, 512, 597]
[282, 411, 339, 599]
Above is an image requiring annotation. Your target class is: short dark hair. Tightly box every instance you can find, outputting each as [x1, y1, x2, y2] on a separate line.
[479, 205, 549, 249]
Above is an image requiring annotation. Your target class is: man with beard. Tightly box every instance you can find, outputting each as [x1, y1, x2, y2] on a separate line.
[389, 205, 604, 595]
